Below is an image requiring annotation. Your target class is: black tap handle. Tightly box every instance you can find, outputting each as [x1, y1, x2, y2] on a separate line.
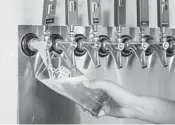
[87, 0, 101, 25]
[157, 0, 170, 27]
[42, 0, 57, 25]
[114, 0, 126, 27]
[65, 0, 79, 25]
[137, 0, 149, 27]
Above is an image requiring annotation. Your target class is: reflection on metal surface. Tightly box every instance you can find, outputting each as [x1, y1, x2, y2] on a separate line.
[18, 25, 80, 124]
[18, 0, 175, 124]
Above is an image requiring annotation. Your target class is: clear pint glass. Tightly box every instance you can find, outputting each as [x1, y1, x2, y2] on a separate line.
[34, 52, 110, 116]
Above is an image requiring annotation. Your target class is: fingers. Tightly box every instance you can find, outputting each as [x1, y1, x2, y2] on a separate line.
[82, 80, 113, 91]
[98, 100, 125, 118]
[98, 103, 111, 117]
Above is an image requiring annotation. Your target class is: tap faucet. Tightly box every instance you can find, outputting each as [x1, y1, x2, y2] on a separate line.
[98, 0, 126, 69]
[21, 0, 57, 57]
[74, 0, 101, 68]
[123, 0, 152, 69]
[21, 25, 54, 78]
[149, 0, 170, 67]
[98, 27, 125, 69]
[51, 0, 79, 67]
[136, 0, 151, 68]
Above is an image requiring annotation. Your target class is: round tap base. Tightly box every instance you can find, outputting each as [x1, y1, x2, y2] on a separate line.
[98, 35, 111, 57]
[144, 35, 154, 56]
[166, 36, 175, 57]
[121, 35, 133, 57]
[50, 34, 64, 55]
[21, 33, 38, 57]
[74, 34, 87, 57]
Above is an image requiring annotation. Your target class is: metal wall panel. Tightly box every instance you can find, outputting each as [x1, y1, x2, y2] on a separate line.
[18, 0, 175, 124]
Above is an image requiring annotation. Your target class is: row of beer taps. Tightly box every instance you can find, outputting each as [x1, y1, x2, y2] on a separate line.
[21, 0, 175, 70]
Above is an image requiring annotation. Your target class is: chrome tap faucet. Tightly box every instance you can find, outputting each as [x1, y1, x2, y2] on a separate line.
[98, 0, 126, 69]
[74, 0, 101, 68]
[124, 0, 152, 69]
[51, 0, 79, 67]
[150, 0, 170, 67]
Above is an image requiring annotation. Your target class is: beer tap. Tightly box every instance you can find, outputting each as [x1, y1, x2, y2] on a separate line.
[21, 0, 57, 57]
[120, 0, 153, 69]
[74, 0, 101, 68]
[21, 0, 57, 77]
[51, 0, 79, 67]
[150, 0, 170, 67]
[98, 0, 127, 69]
[133, 0, 153, 68]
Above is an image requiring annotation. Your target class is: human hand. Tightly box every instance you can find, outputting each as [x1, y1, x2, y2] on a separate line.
[82, 80, 138, 118]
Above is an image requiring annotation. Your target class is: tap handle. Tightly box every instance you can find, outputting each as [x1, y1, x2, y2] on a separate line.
[87, 0, 101, 25]
[65, 0, 79, 25]
[42, 0, 57, 25]
[114, 0, 126, 27]
[137, 0, 149, 27]
[157, 0, 170, 27]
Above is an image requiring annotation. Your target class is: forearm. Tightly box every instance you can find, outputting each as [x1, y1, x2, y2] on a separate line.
[129, 94, 175, 124]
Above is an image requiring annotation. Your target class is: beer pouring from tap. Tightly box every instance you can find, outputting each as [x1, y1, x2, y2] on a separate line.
[21, 0, 58, 78]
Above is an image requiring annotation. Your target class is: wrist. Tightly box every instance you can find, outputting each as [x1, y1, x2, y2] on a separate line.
[121, 93, 140, 119]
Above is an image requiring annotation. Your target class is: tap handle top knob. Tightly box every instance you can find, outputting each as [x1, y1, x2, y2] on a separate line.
[137, 0, 149, 27]
[157, 0, 170, 27]
[114, 0, 126, 27]
[65, 0, 79, 25]
[87, 0, 101, 25]
[42, 0, 57, 25]
[21, 33, 39, 57]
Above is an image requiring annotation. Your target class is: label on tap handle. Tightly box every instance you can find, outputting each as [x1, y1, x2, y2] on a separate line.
[157, 0, 169, 27]
[137, 0, 149, 27]
[65, 0, 79, 25]
[42, 0, 57, 25]
[87, 0, 101, 25]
